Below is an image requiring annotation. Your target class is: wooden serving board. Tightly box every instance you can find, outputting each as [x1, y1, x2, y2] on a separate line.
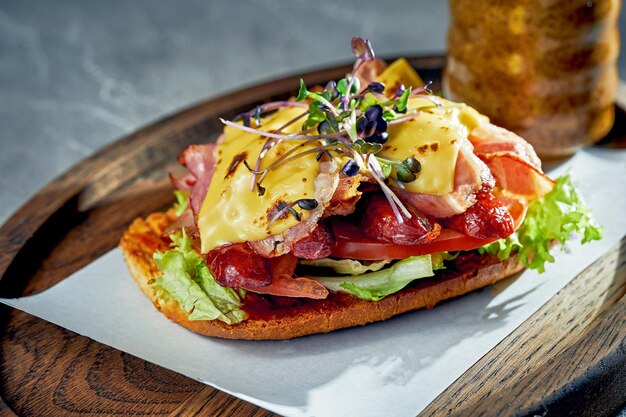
[0, 56, 624, 417]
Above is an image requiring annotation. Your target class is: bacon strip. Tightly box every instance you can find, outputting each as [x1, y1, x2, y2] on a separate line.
[360, 194, 441, 245]
[442, 192, 514, 239]
[470, 122, 554, 200]
[205, 243, 272, 288]
[291, 222, 336, 259]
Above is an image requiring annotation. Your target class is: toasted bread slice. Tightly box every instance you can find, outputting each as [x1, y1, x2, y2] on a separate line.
[119, 210, 524, 340]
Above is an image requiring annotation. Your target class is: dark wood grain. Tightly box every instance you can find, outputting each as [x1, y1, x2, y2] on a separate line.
[0, 56, 624, 416]
[420, 237, 626, 417]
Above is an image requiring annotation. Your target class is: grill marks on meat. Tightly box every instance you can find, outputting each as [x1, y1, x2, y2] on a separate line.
[360, 194, 441, 245]
[441, 192, 514, 239]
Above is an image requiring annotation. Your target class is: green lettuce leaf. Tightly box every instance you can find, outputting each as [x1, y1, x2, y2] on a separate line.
[299, 258, 391, 275]
[153, 230, 246, 324]
[311, 255, 443, 301]
[173, 190, 189, 217]
[479, 173, 603, 273]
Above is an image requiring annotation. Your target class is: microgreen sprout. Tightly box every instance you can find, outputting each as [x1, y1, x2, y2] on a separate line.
[267, 198, 319, 229]
[219, 36, 436, 224]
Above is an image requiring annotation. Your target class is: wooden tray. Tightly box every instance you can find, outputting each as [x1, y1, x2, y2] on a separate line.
[0, 56, 624, 417]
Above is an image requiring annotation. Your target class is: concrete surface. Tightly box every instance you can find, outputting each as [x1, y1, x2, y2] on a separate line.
[0, 0, 623, 223]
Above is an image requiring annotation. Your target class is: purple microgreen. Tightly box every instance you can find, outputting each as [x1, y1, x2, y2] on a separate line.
[336, 78, 349, 96]
[366, 132, 388, 144]
[367, 157, 412, 222]
[325, 80, 339, 100]
[351, 37, 375, 61]
[364, 104, 383, 120]
[317, 120, 334, 135]
[393, 84, 406, 99]
[395, 86, 413, 113]
[253, 105, 262, 127]
[296, 79, 309, 101]
[410, 93, 443, 108]
[249, 110, 310, 191]
[402, 157, 421, 173]
[396, 165, 416, 183]
[412, 81, 433, 95]
[220, 117, 341, 141]
[382, 108, 397, 121]
[359, 93, 378, 111]
[357, 117, 377, 138]
[388, 175, 406, 190]
[378, 160, 393, 178]
[360, 142, 383, 154]
[296, 199, 319, 210]
[234, 101, 308, 124]
[316, 150, 333, 161]
[365, 82, 385, 94]
[254, 142, 349, 190]
[267, 198, 319, 229]
[342, 160, 360, 177]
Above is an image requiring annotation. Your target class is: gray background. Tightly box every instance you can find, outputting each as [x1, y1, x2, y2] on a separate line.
[0, 0, 624, 225]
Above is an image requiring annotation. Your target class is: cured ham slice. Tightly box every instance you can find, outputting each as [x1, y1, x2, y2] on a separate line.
[470, 122, 542, 169]
[171, 143, 217, 215]
[470, 122, 554, 200]
[398, 140, 494, 218]
[482, 154, 555, 200]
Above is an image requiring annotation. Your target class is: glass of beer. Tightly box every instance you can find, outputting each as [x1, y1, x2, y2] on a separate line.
[443, 0, 621, 158]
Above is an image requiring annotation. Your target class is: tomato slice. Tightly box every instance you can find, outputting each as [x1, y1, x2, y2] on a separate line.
[330, 198, 527, 260]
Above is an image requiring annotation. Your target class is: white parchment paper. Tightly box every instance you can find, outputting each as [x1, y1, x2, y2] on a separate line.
[1, 148, 625, 417]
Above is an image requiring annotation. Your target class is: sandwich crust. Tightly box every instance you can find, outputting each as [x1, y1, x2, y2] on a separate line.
[120, 210, 525, 340]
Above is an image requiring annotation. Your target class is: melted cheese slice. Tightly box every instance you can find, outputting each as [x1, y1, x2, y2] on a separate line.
[376, 58, 424, 97]
[198, 107, 331, 253]
[198, 60, 487, 252]
[384, 97, 485, 195]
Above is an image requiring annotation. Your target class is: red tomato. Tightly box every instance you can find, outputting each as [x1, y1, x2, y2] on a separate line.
[330, 198, 527, 260]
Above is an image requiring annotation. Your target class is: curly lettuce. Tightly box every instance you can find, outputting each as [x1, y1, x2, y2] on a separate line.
[173, 190, 189, 217]
[310, 255, 448, 301]
[300, 258, 391, 275]
[153, 230, 246, 324]
[479, 173, 603, 273]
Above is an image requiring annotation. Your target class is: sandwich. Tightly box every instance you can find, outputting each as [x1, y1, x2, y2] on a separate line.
[120, 37, 602, 340]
